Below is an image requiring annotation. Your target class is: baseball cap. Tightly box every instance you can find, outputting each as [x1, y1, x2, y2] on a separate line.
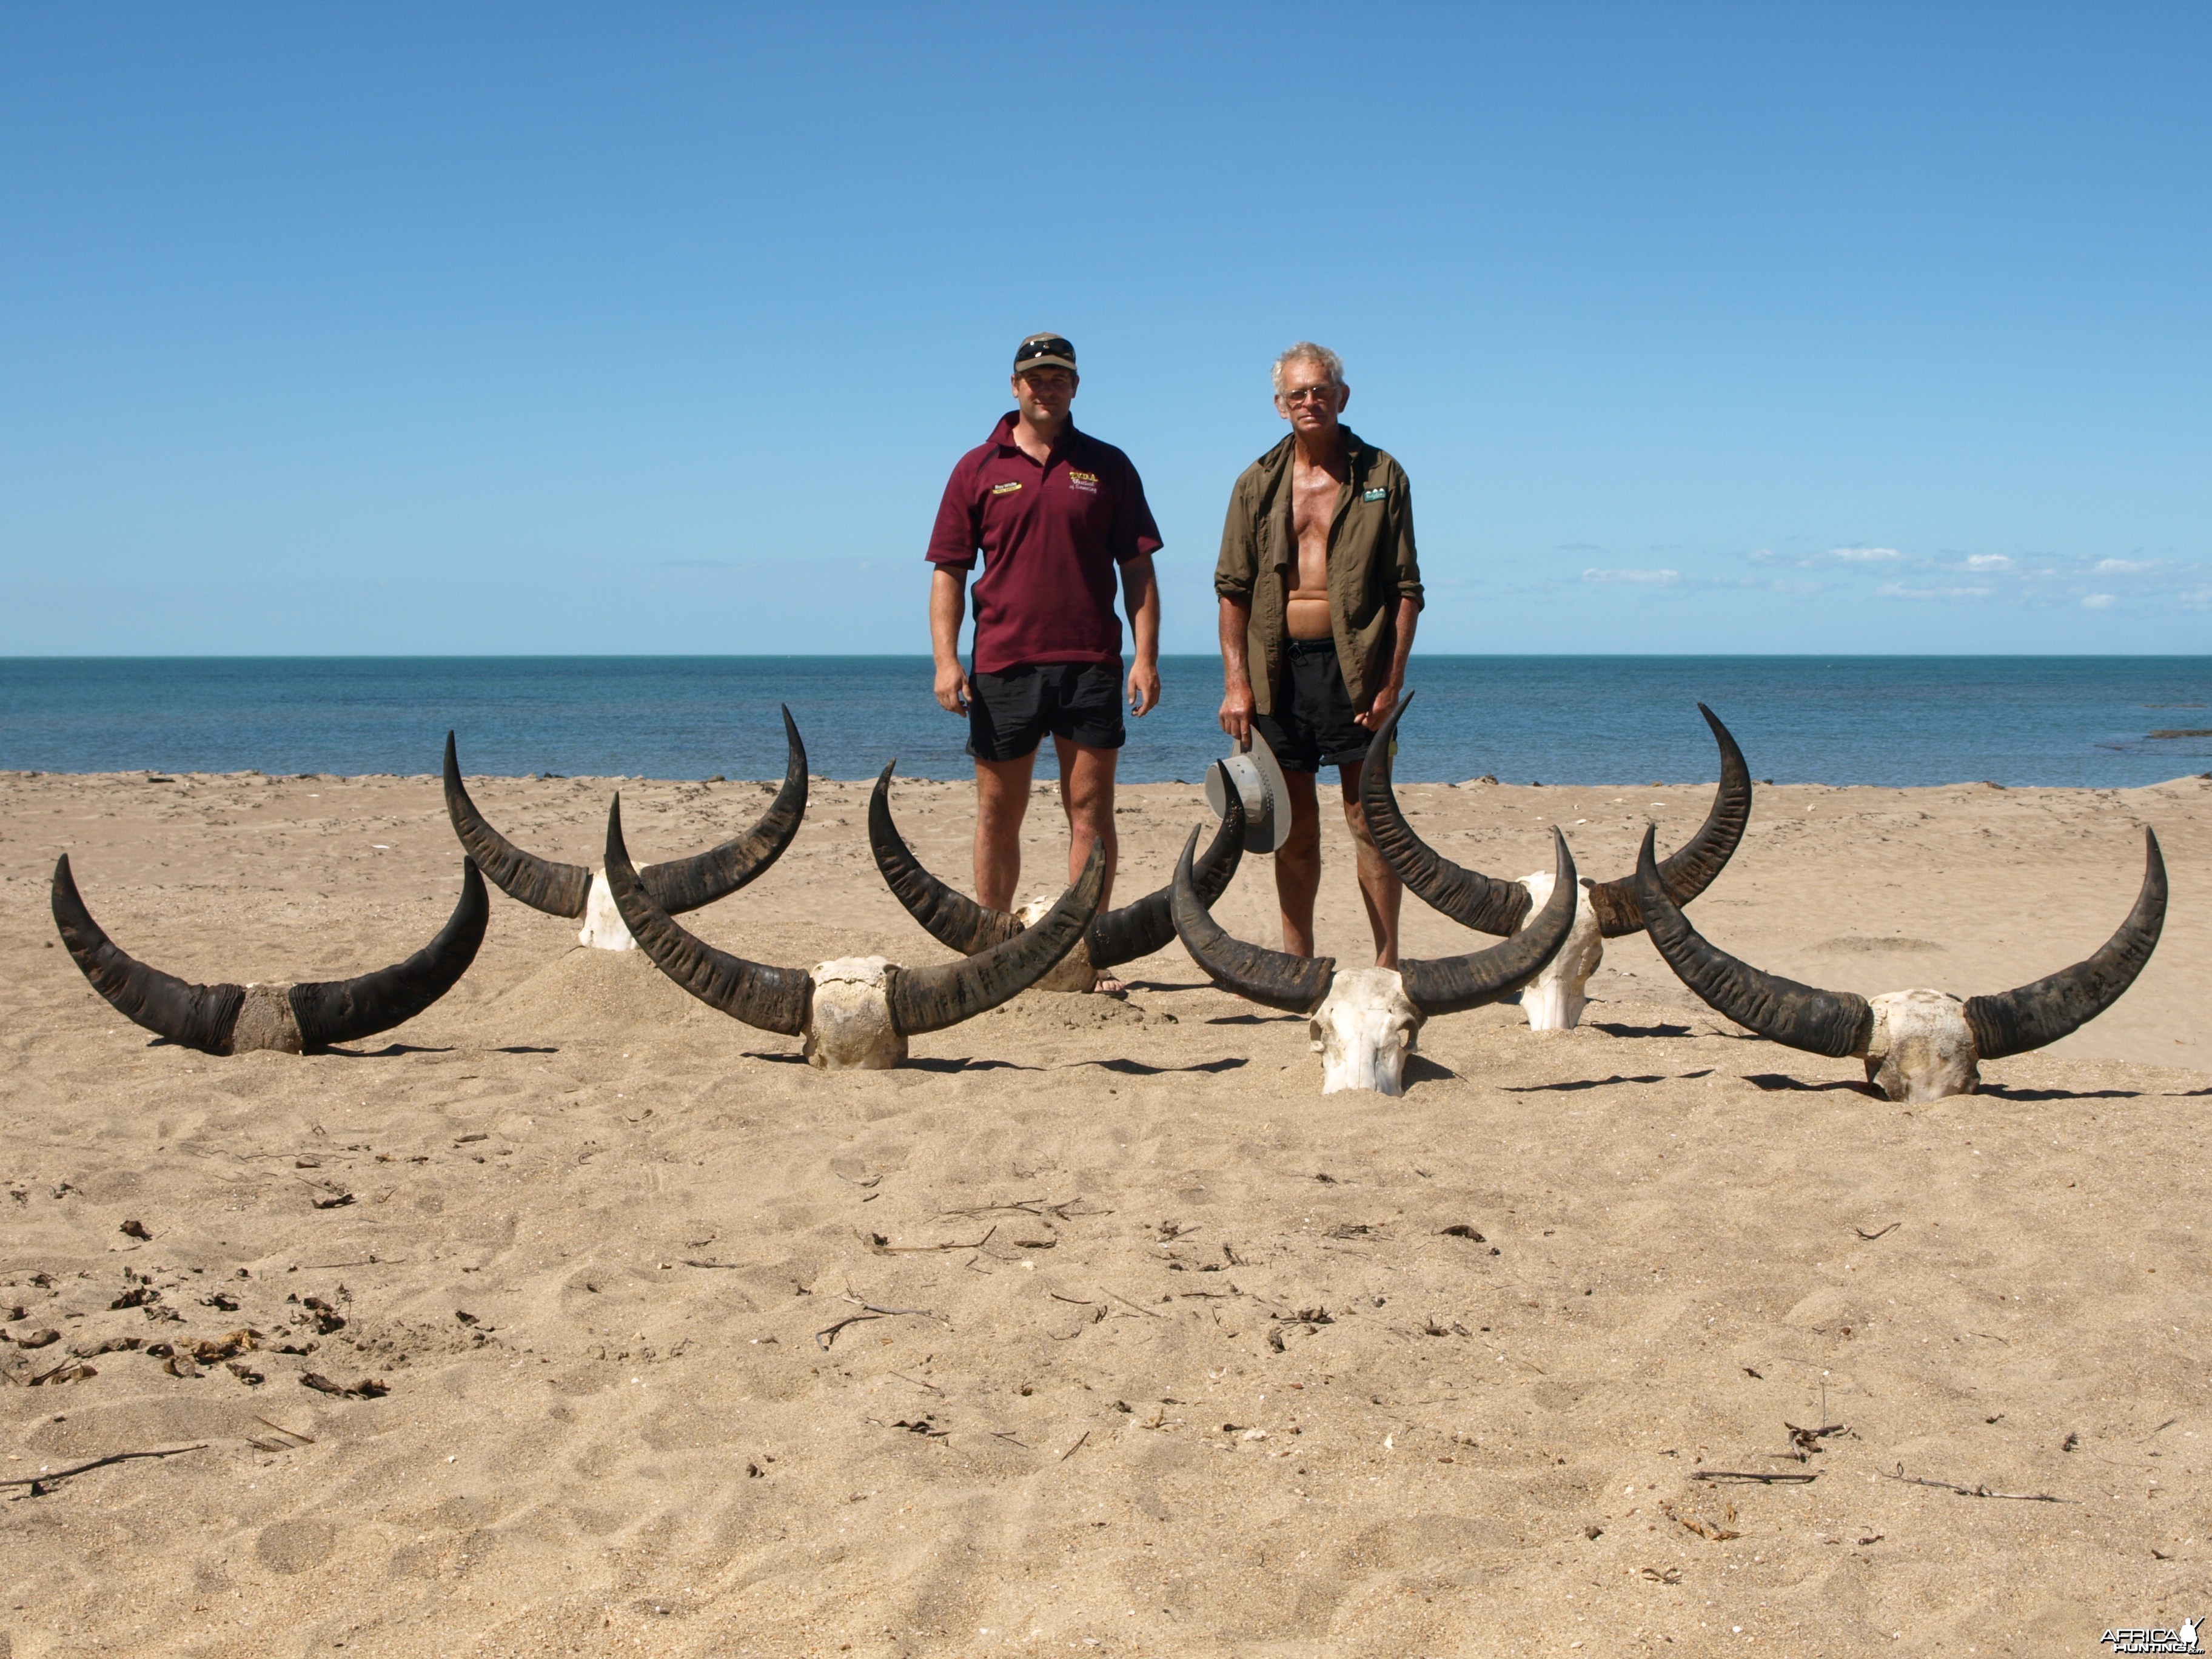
[1013, 333, 1078, 375]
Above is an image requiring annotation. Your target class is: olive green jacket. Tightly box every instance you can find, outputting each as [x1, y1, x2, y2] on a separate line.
[1214, 429, 1423, 717]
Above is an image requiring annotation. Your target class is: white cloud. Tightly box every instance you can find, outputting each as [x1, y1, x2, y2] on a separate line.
[2080, 592, 2116, 609]
[1581, 568, 1679, 585]
[1875, 581, 1993, 602]
[2093, 558, 2154, 575]
[1828, 546, 1903, 563]
[1965, 554, 2014, 571]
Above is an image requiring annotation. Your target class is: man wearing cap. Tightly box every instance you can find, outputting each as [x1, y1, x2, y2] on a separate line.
[927, 333, 1162, 991]
[1215, 341, 1421, 965]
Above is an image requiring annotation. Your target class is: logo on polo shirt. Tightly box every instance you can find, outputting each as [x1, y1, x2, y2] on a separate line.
[991, 481, 1023, 496]
[1067, 469, 1099, 494]
[1363, 486, 1388, 501]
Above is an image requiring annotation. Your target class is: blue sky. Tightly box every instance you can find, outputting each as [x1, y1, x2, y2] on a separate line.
[3, 3, 2206, 655]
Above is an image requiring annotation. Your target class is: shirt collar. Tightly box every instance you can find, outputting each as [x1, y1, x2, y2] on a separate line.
[990, 411, 1084, 461]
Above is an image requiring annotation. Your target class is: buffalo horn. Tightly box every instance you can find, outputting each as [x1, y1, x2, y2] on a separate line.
[1171, 766, 1337, 1015]
[1359, 693, 1533, 936]
[52, 854, 247, 1054]
[637, 705, 809, 913]
[1087, 805, 1245, 969]
[888, 842, 1108, 1036]
[1964, 826, 2166, 1060]
[1581, 704, 1752, 936]
[1399, 828, 1579, 1016]
[868, 762, 1024, 953]
[448, 709, 808, 919]
[444, 733, 594, 917]
[871, 760, 1246, 971]
[286, 860, 489, 1048]
[602, 794, 811, 1036]
[1633, 824, 1873, 1058]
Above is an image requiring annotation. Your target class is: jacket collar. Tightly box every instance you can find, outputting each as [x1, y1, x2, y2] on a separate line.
[1255, 427, 1371, 495]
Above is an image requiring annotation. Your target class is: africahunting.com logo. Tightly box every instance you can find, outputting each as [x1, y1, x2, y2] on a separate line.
[2102, 1617, 2204, 1655]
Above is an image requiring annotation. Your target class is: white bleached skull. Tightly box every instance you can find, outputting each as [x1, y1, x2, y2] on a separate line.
[802, 956, 907, 1071]
[1016, 893, 1097, 993]
[1308, 968, 1424, 1096]
[575, 870, 637, 951]
[1862, 989, 1979, 1103]
[1514, 870, 1606, 1031]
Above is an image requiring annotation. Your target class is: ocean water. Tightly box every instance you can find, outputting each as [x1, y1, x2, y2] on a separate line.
[2, 656, 2208, 788]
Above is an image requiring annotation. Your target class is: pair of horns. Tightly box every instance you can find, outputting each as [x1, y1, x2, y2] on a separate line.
[1172, 763, 1581, 1016]
[1361, 694, 1751, 937]
[444, 707, 807, 916]
[1634, 823, 2167, 1061]
[52, 855, 487, 1054]
[603, 796, 1107, 1037]
[868, 762, 1244, 969]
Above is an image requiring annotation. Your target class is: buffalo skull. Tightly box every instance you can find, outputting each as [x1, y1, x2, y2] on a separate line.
[1632, 823, 2167, 1102]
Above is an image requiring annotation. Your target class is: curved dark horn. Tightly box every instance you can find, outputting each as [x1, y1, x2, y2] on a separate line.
[444, 732, 594, 918]
[1171, 773, 1336, 1015]
[1359, 692, 1533, 936]
[1583, 704, 1752, 937]
[1086, 794, 1246, 970]
[1633, 825, 1872, 1058]
[51, 855, 246, 1054]
[1399, 829, 1579, 1016]
[638, 705, 809, 914]
[287, 860, 489, 1049]
[1965, 826, 2167, 1060]
[870, 762, 1025, 953]
[603, 794, 810, 1036]
[890, 841, 1107, 1035]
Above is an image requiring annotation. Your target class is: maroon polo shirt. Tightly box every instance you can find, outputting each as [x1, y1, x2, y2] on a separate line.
[926, 413, 1163, 676]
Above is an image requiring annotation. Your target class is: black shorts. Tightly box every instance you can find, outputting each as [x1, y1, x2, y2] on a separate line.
[967, 661, 1126, 762]
[1253, 638, 1369, 773]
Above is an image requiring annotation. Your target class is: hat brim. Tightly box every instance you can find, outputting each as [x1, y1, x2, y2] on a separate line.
[1205, 729, 1294, 854]
[1013, 355, 1078, 375]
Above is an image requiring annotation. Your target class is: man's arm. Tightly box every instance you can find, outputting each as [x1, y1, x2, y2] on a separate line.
[1215, 473, 1260, 745]
[1122, 552, 1161, 717]
[1218, 595, 1255, 744]
[930, 566, 972, 714]
[1353, 595, 1419, 731]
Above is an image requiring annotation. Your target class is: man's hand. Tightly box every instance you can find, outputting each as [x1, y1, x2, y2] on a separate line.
[934, 660, 973, 715]
[1353, 679, 1401, 732]
[1219, 679, 1255, 745]
[1127, 660, 1161, 718]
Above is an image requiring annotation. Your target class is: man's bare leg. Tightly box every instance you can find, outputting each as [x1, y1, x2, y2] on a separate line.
[974, 752, 1037, 912]
[1054, 736, 1122, 992]
[1273, 768, 1324, 957]
[1338, 759, 1402, 968]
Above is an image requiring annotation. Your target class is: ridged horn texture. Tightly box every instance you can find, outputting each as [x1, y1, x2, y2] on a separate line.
[889, 842, 1108, 1036]
[286, 860, 489, 1048]
[870, 760, 1247, 971]
[869, 763, 1025, 953]
[1399, 828, 1580, 1016]
[447, 711, 806, 919]
[444, 732, 593, 918]
[603, 794, 810, 1036]
[1581, 703, 1752, 937]
[1359, 692, 1533, 936]
[1964, 826, 2167, 1060]
[52, 854, 247, 1054]
[637, 705, 808, 913]
[1088, 806, 1245, 969]
[1172, 767, 1336, 1015]
[1633, 825, 1874, 1059]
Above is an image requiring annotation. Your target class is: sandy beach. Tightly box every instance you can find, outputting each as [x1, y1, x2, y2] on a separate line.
[4, 763, 2208, 1658]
